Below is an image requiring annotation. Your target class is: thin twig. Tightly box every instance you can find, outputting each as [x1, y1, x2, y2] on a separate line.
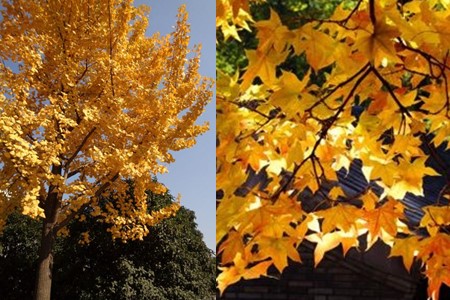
[306, 63, 371, 113]
[271, 67, 371, 201]
[370, 66, 412, 117]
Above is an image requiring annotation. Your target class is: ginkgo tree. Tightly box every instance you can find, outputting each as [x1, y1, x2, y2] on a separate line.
[0, 1, 212, 300]
[216, 0, 450, 299]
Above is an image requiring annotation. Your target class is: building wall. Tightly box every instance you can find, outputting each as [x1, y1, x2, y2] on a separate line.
[219, 243, 419, 300]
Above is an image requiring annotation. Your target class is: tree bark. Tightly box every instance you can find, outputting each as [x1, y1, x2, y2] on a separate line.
[34, 165, 62, 300]
[34, 219, 56, 300]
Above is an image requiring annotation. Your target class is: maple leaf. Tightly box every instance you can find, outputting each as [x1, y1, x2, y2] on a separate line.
[363, 199, 407, 248]
[419, 234, 450, 300]
[293, 23, 338, 71]
[389, 236, 421, 271]
[269, 70, 309, 111]
[420, 206, 450, 236]
[316, 204, 362, 234]
[217, 253, 273, 294]
[426, 263, 450, 300]
[306, 232, 342, 267]
[240, 49, 289, 91]
[218, 230, 246, 264]
[254, 9, 294, 53]
[354, 16, 402, 66]
[256, 236, 301, 272]
[387, 157, 439, 200]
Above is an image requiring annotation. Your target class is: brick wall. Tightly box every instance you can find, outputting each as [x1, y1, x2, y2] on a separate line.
[219, 242, 419, 300]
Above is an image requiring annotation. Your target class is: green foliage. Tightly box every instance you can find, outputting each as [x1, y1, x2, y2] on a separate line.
[0, 189, 215, 300]
[0, 213, 40, 300]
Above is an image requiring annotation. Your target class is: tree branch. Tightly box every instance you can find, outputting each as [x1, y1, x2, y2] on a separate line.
[64, 126, 96, 170]
[74, 59, 89, 86]
[54, 172, 120, 232]
[370, 66, 412, 117]
[271, 67, 372, 201]
[369, 0, 376, 27]
[306, 63, 371, 113]
[107, 0, 115, 97]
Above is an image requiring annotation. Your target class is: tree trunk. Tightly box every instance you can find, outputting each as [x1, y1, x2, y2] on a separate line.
[34, 165, 62, 300]
[34, 220, 56, 300]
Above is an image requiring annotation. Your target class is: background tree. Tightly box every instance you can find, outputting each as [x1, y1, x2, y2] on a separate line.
[0, 0, 212, 299]
[216, 0, 450, 299]
[0, 187, 215, 300]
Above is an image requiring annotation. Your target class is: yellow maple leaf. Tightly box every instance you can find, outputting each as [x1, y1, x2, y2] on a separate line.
[240, 49, 289, 90]
[269, 70, 309, 110]
[420, 206, 450, 236]
[219, 230, 246, 264]
[389, 236, 421, 271]
[216, 2, 450, 299]
[306, 232, 342, 267]
[217, 253, 272, 294]
[363, 199, 406, 248]
[293, 23, 338, 71]
[419, 234, 450, 300]
[256, 236, 301, 272]
[388, 157, 439, 199]
[316, 204, 362, 234]
[354, 17, 402, 66]
[255, 9, 294, 53]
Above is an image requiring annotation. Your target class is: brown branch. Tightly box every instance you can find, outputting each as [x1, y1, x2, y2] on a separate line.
[230, 99, 272, 119]
[441, 52, 450, 116]
[64, 126, 96, 170]
[74, 59, 89, 86]
[54, 172, 120, 232]
[311, 156, 332, 204]
[107, 0, 115, 97]
[306, 63, 371, 113]
[402, 67, 429, 79]
[423, 136, 449, 179]
[398, 39, 449, 73]
[342, 0, 363, 23]
[286, 0, 362, 30]
[370, 66, 412, 117]
[436, 182, 449, 205]
[66, 163, 91, 179]
[271, 67, 372, 201]
[236, 118, 272, 142]
[369, 0, 376, 27]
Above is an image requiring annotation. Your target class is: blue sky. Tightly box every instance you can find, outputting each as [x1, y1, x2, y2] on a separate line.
[135, 0, 215, 250]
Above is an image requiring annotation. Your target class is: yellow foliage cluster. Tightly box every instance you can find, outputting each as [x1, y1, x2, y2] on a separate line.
[216, 1, 450, 299]
[0, 0, 211, 241]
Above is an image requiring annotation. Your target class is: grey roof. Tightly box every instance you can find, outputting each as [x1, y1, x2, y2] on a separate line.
[231, 136, 449, 226]
[336, 159, 442, 225]
[335, 137, 449, 225]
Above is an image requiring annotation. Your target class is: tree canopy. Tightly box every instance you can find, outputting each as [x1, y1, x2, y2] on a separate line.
[0, 188, 215, 300]
[216, 1, 450, 299]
